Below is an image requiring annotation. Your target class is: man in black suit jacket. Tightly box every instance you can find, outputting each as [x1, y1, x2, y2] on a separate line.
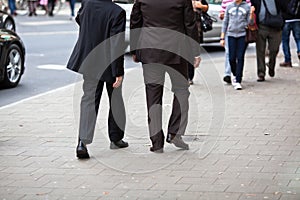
[67, 0, 128, 159]
[130, 0, 201, 153]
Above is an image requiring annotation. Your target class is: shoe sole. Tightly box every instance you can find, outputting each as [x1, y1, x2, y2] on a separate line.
[150, 148, 164, 153]
[76, 151, 90, 159]
[110, 144, 129, 149]
[169, 141, 189, 150]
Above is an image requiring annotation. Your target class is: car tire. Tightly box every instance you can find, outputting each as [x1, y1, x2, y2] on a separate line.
[2, 44, 24, 88]
[4, 18, 16, 32]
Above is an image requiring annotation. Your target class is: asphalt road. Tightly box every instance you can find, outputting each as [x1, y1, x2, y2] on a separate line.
[0, 5, 227, 107]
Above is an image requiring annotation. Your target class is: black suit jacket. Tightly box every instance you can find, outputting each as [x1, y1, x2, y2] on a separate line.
[67, 0, 126, 82]
[130, 0, 200, 65]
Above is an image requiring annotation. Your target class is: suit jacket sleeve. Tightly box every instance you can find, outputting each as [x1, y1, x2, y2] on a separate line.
[130, 0, 143, 55]
[184, 0, 201, 57]
[110, 10, 126, 77]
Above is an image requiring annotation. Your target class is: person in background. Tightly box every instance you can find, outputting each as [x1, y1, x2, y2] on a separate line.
[39, 0, 48, 15]
[219, 0, 251, 84]
[48, 0, 55, 16]
[68, 0, 76, 20]
[250, 0, 287, 82]
[220, 0, 255, 90]
[188, 0, 208, 85]
[28, 0, 38, 16]
[8, 0, 17, 16]
[279, 0, 300, 68]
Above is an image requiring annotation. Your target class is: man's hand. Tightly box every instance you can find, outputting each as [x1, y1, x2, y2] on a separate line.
[132, 54, 139, 63]
[113, 76, 123, 88]
[194, 56, 201, 68]
[219, 12, 224, 20]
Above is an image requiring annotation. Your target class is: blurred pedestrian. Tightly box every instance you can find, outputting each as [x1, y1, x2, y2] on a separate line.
[39, 0, 48, 15]
[8, 0, 17, 16]
[67, 0, 76, 20]
[279, 0, 300, 68]
[220, 0, 255, 90]
[28, 0, 38, 16]
[251, 0, 287, 82]
[48, 0, 55, 16]
[130, 0, 201, 153]
[219, 0, 251, 84]
[67, 0, 128, 159]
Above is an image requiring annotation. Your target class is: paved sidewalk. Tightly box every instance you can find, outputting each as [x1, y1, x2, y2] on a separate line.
[0, 50, 300, 200]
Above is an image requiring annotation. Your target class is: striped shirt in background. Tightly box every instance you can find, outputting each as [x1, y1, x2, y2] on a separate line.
[220, 0, 251, 13]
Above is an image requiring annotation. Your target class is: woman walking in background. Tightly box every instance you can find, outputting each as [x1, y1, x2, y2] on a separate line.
[68, 0, 76, 20]
[219, 0, 251, 84]
[220, 0, 255, 90]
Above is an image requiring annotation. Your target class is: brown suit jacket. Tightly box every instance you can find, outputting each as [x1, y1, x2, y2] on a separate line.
[130, 0, 200, 65]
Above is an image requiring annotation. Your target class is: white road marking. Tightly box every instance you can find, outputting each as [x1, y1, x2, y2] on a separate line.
[37, 64, 66, 70]
[0, 68, 135, 109]
[19, 20, 74, 26]
[0, 83, 77, 110]
[20, 31, 78, 36]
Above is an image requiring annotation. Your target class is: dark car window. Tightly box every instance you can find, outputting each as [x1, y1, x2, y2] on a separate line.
[208, 0, 222, 4]
[114, 0, 134, 3]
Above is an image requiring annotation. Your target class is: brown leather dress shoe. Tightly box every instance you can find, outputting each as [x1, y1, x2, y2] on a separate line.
[279, 62, 292, 67]
[257, 76, 265, 82]
[110, 140, 129, 149]
[166, 134, 189, 150]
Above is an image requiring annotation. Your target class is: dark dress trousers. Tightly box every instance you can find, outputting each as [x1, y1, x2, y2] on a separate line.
[66, 0, 126, 145]
[130, 0, 200, 147]
[250, 0, 287, 78]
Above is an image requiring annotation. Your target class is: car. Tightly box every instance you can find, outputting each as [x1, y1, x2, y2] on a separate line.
[0, 29, 26, 88]
[116, 0, 222, 46]
[203, 0, 222, 43]
[0, 10, 16, 32]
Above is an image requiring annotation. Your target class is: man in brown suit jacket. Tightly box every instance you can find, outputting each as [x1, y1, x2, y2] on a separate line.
[130, 0, 201, 153]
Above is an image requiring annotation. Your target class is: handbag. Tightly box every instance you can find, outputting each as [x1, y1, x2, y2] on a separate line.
[245, 14, 258, 43]
[261, 0, 284, 29]
[200, 12, 217, 32]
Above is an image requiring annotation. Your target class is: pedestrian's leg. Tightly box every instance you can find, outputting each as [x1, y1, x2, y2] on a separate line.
[79, 77, 104, 145]
[256, 25, 268, 78]
[235, 36, 247, 83]
[291, 21, 300, 59]
[281, 23, 292, 63]
[267, 29, 282, 76]
[70, 0, 76, 17]
[106, 83, 126, 142]
[228, 36, 237, 79]
[223, 35, 232, 83]
[167, 61, 189, 136]
[142, 64, 165, 149]
[28, 1, 33, 15]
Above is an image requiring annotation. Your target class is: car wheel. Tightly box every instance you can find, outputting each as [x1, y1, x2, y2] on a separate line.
[4, 18, 16, 32]
[2, 44, 24, 88]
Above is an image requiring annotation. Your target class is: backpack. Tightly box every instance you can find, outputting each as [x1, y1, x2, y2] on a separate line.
[288, 0, 300, 17]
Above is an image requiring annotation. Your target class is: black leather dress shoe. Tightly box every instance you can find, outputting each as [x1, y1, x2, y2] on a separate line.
[110, 140, 129, 149]
[166, 134, 189, 150]
[76, 139, 90, 159]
